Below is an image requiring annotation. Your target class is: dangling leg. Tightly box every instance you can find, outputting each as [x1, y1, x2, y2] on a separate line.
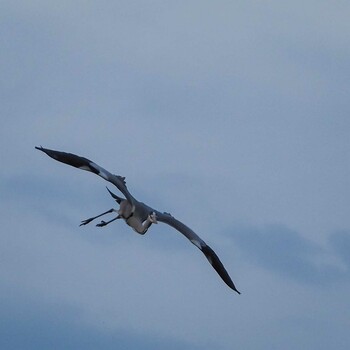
[80, 208, 117, 226]
[132, 212, 158, 235]
[96, 214, 122, 227]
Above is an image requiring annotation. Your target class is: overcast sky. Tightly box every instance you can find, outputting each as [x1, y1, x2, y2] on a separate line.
[1, 1, 349, 349]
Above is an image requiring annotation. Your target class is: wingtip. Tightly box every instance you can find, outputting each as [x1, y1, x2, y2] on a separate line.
[35, 146, 52, 156]
[35, 145, 48, 154]
[228, 281, 241, 294]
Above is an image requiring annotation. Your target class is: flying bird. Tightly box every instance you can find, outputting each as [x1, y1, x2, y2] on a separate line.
[35, 146, 240, 293]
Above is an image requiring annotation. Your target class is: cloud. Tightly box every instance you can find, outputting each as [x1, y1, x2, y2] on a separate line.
[0, 288, 201, 350]
[229, 224, 349, 286]
[1, 1, 350, 349]
[330, 231, 350, 268]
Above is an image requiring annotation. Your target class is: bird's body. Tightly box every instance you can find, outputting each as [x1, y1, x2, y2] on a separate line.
[36, 146, 240, 294]
[120, 199, 157, 234]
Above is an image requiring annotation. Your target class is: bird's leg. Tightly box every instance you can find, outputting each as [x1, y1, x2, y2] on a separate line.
[142, 212, 158, 233]
[131, 212, 158, 235]
[80, 208, 117, 226]
[96, 214, 122, 227]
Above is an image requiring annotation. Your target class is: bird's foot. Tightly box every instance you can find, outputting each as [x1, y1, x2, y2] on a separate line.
[96, 220, 107, 227]
[80, 218, 94, 226]
[149, 212, 158, 224]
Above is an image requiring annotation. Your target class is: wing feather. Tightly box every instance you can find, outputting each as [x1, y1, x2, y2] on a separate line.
[155, 211, 240, 294]
[35, 146, 135, 204]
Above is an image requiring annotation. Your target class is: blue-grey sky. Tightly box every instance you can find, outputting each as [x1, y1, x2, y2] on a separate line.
[1, 1, 349, 349]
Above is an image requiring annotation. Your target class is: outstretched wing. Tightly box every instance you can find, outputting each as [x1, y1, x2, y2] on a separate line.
[155, 211, 240, 294]
[35, 146, 135, 204]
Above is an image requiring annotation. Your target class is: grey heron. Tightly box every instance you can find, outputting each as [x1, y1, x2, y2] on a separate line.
[35, 146, 240, 294]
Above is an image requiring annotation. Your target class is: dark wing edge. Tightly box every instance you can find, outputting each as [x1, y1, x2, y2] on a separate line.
[155, 211, 240, 294]
[35, 146, 135, 203]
